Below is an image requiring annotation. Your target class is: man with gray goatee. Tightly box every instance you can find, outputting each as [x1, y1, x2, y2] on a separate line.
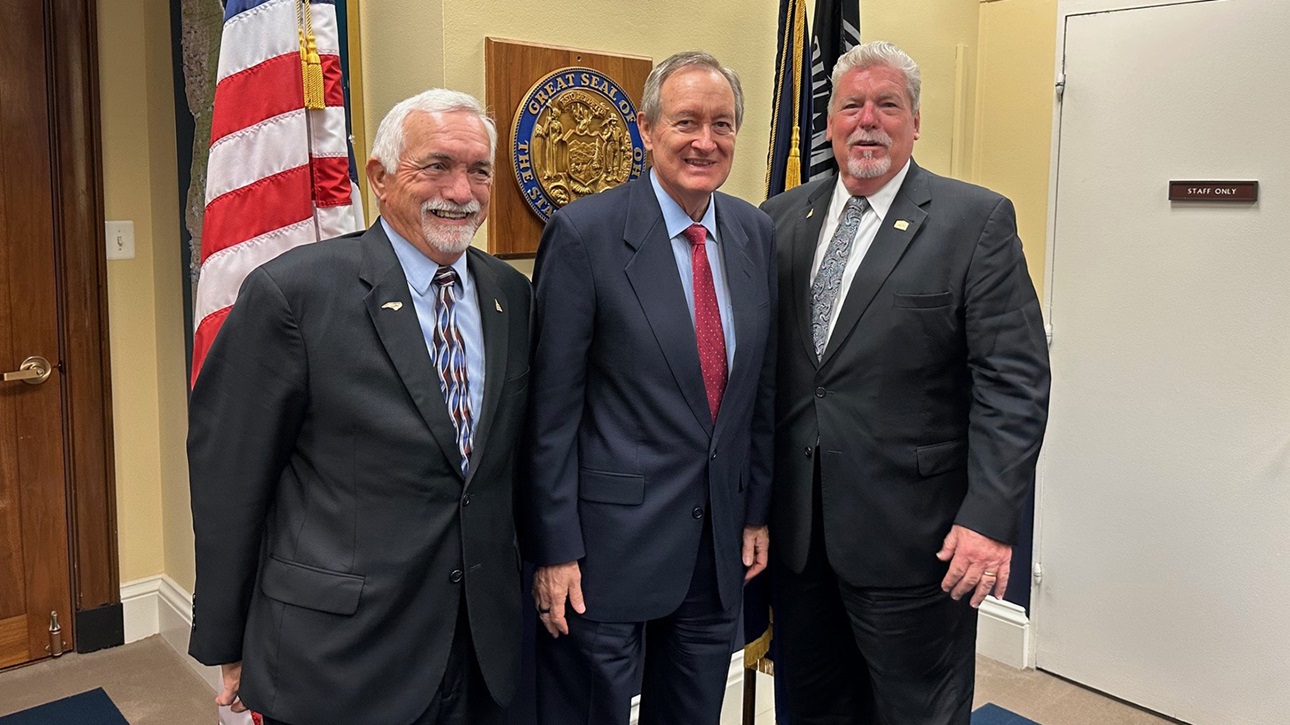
[762, 41, 1050, 724]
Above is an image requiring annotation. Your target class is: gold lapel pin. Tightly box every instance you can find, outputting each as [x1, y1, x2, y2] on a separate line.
[494, 299, 503, 312]
[381, 301, 403, 311]
[806, 208, 815, 219]
[894, 220, 910, 231]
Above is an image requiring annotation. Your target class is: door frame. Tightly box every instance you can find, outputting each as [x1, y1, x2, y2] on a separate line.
[45, 0, 120, 652]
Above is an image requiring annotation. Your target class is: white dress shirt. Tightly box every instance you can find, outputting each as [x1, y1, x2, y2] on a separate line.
[809, 159, 912, 345]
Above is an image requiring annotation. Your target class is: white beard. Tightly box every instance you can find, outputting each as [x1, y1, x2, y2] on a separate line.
[419, 199, 481, 257]
[845, 128, 893, 179]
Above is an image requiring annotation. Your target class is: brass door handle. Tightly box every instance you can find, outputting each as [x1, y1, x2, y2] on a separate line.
[2, 356, 53, 384]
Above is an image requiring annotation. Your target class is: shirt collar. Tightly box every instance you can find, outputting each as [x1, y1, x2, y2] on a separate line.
[381, 217, 470, 296]
[829, 158, 913, 223]
[649, 168, 719, 242]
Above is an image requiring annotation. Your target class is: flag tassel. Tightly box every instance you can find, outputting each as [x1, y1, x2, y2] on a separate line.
[298, 1, 325, 110]
[786, 127, 801, 189]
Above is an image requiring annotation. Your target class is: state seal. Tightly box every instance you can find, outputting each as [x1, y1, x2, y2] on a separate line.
[511, 67, 646, 222]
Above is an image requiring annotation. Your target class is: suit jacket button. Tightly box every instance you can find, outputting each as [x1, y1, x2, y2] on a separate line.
[804, 447, 813, 458]
[462, 494, 472, 507]
[815, 387, 826, 398]
[692, 506, 704, 519]
[449, 569, 464, 583]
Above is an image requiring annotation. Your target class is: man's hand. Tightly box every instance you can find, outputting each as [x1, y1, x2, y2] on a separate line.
[216, 661, 246, 712]
[936, 524, 1012, 608]
[742, 525, 769, 581]
[533, 561, 586, 638]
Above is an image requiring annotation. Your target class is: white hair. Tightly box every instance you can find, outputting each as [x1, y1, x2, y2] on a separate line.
[370, 89, 498, 172]
[830, 41, 922, 113]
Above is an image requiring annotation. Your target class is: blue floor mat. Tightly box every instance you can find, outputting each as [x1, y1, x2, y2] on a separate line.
[0, 688, 129, 725]
[973, 702, 1041, 725]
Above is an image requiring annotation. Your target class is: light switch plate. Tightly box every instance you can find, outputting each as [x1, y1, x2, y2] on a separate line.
[105, 220, 135, 260]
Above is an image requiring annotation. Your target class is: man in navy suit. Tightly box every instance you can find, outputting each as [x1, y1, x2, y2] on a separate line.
[522, 51, 776, 725]
[762, 41, 1050, 724]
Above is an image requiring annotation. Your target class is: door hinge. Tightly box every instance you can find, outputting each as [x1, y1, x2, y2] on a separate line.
[1032, 562, 1044, 585]
[1055, 74, 1066, 101]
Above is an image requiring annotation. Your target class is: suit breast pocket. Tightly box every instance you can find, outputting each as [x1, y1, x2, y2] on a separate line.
[893, 291, 953, 309]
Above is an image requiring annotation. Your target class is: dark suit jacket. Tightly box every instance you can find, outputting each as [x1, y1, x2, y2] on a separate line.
[762, 160, 1050, 587]
[187, 223, 532, 725]
[522, 176, 776, 622]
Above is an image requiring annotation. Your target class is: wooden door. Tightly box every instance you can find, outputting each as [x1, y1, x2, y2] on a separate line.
[0, 0, 75, 667]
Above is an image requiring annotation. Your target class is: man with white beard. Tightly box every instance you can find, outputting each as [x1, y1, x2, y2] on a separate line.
[760, 41, 1049, 724]
[187, 89, 532, 725]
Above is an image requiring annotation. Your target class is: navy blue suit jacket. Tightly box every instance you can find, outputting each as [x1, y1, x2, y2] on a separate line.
[522, 176, 776, 622]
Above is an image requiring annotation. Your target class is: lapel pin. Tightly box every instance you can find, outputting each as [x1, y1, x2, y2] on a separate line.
[381, 301, 403, 311]
[894, 220, 910, 231]
[494, 299, 503, 312]
[806, 208, 814, 219]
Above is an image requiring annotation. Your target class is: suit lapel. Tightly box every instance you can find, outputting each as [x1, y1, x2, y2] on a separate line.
[360, 223, 464, 478]
[716, 195, 756, 436]
[791, 180, 835, 369]
[462, 249, 508, 489]
[819, 162, 931, 368]
[622, 178, 713, 434]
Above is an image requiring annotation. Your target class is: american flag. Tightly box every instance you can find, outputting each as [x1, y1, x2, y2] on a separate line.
[192, 0, 364, 384]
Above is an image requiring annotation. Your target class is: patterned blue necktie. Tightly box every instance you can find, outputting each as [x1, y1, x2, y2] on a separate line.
[810, 196, 868, 359]
[432, 266, 473, 476]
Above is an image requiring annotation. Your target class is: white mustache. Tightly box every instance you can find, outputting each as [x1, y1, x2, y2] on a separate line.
[422, 199, 481, 215]
[847, 129, 892, 148]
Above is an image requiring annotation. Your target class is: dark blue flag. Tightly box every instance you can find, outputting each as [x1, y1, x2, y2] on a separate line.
[764, 0, 812, 198]
[808, 0, 861, 179]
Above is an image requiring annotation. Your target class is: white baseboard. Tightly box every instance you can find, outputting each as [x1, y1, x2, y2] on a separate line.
[120, 575, 221, 691]
[976, 596, 1031, 669]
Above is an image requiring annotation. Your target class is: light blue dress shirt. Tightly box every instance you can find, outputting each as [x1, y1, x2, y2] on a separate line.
[382, 218, 485, 422]
[649, 169, 737, 369]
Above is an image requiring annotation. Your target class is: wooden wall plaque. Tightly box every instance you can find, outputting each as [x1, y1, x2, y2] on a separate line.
[485, 38, 652, 258]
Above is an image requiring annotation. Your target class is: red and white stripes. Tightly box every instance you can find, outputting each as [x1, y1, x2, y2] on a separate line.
[192, 0, 363, 383]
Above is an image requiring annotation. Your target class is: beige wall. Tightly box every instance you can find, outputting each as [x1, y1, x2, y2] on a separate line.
[99, 0, 1058, 594]
[98, 0, 190, 587]
[973, 0, 1058, 296]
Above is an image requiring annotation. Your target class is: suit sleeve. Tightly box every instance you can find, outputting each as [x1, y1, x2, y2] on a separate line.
[521, 212, 596, 565]
[187, 267, 308, 665]
[744, 212, 778, 526]
[956, 197, 1051, 543]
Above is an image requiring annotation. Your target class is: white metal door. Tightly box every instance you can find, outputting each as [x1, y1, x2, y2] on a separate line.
[1036, 1, 1290, 723]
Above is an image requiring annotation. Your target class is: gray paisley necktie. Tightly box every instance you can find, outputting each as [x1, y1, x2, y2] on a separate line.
[810, 196, 868, 359]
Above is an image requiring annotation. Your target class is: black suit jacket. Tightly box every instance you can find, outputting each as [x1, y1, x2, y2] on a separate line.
[188, 223, 532, 725]
[761, 161, 1050, 587]
[522, 176, 776, 622]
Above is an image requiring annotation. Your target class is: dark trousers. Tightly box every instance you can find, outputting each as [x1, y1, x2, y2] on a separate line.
[774, 468, 979, 725]
[264, 596, 504, 725]
[535, 518, 739, 725]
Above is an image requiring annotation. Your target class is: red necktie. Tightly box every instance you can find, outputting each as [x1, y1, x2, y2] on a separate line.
[683, 224, 727, 423]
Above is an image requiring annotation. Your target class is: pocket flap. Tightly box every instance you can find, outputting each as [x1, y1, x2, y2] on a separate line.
[579, 469, 645, 505]
[893, 291, 953, 309]
[916, 439, 967, 477]
[261, 555, 364, 615]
